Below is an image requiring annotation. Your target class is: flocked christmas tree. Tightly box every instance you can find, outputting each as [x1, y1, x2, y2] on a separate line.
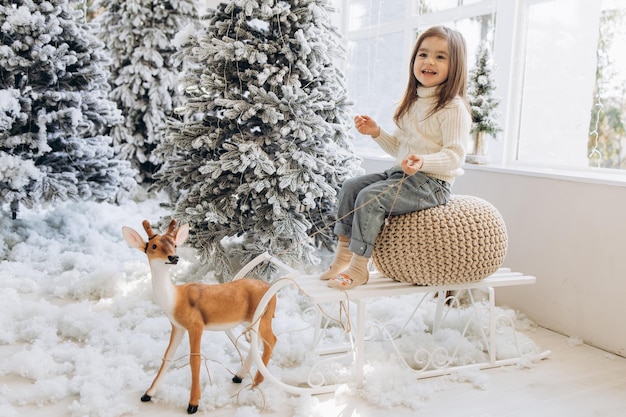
[0, 0, 136, 219]
[467, 41, 501, 162]
[153, 0, 361, 278]
[93, 0, 199, 184]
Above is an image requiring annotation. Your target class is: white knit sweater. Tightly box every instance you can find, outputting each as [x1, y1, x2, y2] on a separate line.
[374, 86, 471, 184]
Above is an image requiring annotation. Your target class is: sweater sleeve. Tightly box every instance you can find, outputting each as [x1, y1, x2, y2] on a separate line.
[420, 99, 471, 175]
[373, 128, 400, 158]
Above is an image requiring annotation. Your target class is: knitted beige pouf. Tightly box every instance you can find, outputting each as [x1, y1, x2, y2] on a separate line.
[371, 195, 508, 285]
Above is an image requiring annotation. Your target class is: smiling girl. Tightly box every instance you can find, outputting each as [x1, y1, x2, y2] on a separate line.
[322, 26, 471, 290]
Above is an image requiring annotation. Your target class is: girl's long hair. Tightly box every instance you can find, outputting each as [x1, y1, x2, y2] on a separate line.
[393, 26, 468, 124]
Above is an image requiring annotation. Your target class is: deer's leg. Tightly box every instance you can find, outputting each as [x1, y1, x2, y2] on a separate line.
[229, 328, 248, 383]
[253, 306, 277, 386]
[233, 337, 254, 384]
[142, 323, 185, 402]
[186, 324, 204, 414]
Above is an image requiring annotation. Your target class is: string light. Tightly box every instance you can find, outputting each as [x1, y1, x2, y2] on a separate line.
[587, 8, 610, 168]
[588, 101, 604, 166]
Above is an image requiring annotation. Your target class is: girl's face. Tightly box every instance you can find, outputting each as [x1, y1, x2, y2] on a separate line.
[413, 36, 450, 88]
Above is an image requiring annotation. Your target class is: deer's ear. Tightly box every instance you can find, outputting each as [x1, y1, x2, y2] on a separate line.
[122, 226, 146, 251]
[175, 224, 190, 246]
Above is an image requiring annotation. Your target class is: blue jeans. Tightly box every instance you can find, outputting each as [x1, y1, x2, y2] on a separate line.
[333, 168, 450, 257]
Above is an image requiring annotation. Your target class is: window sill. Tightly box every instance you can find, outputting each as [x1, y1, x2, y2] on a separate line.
[357, 150, 393, 160]
[462, 163, 626, 188]
[357, 152, 626, 188]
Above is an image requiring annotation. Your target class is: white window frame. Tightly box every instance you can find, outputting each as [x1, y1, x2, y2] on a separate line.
[336, 0, 626, 187]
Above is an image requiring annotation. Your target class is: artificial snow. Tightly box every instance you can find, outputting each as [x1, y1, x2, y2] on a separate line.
[0, 196, 543, 416]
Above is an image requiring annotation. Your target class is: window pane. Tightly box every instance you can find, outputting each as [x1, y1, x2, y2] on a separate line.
[419, 0, 482, 14]
[343, 1, 497, 157]
[588, 1, 626, 169]
[517, 1, 601, 168]
[347, 32, 406, 154]
[427, 15, 495, 70]
[348, 0, 408, 31]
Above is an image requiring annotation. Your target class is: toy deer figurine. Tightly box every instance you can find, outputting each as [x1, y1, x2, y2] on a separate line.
[122, 219, 277, 414]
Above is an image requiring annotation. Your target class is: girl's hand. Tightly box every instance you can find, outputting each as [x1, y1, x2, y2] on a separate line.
[401, 154, 423, 175]
[354, 115, 380, 138]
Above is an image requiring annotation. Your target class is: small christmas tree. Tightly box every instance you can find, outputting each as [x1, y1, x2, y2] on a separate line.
[0, 0, 136, 218]
[93, 0, 199, 184]
[467, 41, 501, 163]
[153, 0, 361, 278]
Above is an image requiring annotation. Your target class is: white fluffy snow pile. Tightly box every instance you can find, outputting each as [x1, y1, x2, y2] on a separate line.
[0, 196, 543, 417]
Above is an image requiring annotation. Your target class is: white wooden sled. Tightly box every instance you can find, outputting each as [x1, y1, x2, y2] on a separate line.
[233, 252, 551, 395]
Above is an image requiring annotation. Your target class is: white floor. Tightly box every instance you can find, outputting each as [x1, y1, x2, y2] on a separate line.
[13, 326, 626, 417]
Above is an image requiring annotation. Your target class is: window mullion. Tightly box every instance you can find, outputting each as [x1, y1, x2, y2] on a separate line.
[489, 0, 526, 165]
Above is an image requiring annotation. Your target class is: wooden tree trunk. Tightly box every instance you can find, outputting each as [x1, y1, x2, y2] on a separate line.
[466, 131, 490, 164]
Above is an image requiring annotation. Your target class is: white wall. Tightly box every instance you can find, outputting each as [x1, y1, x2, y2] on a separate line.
[453, 168, 626, 358]
[361, 158, 626, 357]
